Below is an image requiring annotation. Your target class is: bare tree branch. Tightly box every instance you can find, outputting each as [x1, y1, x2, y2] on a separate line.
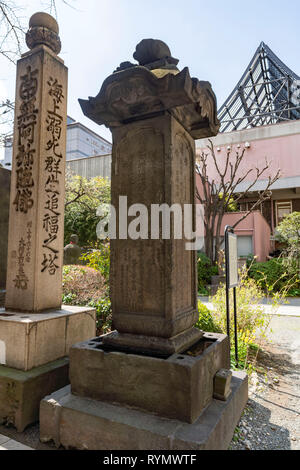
[0, 1, 25, 63]
[196, 141, 281, 263]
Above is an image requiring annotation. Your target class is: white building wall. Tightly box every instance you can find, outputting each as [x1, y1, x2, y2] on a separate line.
[66, 124, 112, 160]
[67, 154, 112, 180]
[2, 140, 12, 168]
[1, 119, 112, 167]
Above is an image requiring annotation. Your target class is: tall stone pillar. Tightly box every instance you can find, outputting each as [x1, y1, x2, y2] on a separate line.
[80, 39, 220, 356]
[40, 39, 248, 451]
[5, 12, 67, 312]
[0, 12, 96, 433]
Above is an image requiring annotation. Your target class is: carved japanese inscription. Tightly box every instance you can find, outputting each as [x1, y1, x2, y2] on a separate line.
[172, 132, 194, 313]
[41, 77, 64, 276]
[13, 65, 38, 213]
[111, 127, 165, 317]
[13, 237, 29, 290]
[5, 45, 67, 312]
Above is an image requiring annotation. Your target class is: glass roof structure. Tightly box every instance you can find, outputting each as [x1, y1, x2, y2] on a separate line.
[218, 42, 300, 133]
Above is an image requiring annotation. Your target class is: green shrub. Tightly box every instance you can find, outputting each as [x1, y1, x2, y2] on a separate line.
[62, 265, 106, 304]
[64, 175, 111, 246]
[195, 302, 222, 333]
[197, 253, 218, 292]
[209, 268, 270, 370]
[62, 264, 111, 334]
[87, 296, 112, 334]
[289, 288, 300, 297]
[211, 274, 266, 336]
[248, 258, 298, 294]
[81, 243, 110, 283]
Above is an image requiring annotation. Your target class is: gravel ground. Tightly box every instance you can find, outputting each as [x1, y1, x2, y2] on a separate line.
[0, 423, 55, 450]
[230, 315, 300, 450]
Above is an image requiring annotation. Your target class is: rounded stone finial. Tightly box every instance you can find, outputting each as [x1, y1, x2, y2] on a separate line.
[133, 39, 171, 66]
[26, 12, 61, 54]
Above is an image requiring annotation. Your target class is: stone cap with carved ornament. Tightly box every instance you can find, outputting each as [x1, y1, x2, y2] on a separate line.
[79, 39, 220, 140]
[26, 12, 61, 55]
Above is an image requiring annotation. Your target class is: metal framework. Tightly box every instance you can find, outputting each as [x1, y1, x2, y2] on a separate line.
[218, 42, 300, 133]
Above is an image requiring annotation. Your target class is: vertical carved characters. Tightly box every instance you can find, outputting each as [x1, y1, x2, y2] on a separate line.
[13, 221, 32, 290]
[13, 65, 38, 213]
[5, 38, 67, 311]
[13, 238, 29, 289]
[26, 221, 32, 263]
[41, 77, 64, 276]
[173, 133, 194, 312]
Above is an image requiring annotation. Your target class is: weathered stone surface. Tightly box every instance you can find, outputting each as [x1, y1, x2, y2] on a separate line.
[213, 368, 232, 401]
[0, 357, 69, 432]
[0, 168, 10, 291]
[0, 306, 96, 371]
[102, 327, 203, 357]
[0, 291, 5, 308]
[79, 66, 219, 140]
[40, 371, 248, 450]
[133, 39, 172, 66]
[79, 41, 219, 355]
[70, 333, 230, 423]
[5, 36, 67, 313]
[101, 114, 199, 353]
[26, 12, 61, 54]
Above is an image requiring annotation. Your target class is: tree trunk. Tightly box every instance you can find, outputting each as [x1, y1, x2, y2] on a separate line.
[205, 225, 214, 264]
[214, 213, 223, 264]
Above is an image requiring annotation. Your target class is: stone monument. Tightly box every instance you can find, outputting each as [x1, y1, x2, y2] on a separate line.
[40, 39, 248, 450]
[0, 168, 10, 306]
[0, 12, 96, 432]
[63, 234, 82, 265]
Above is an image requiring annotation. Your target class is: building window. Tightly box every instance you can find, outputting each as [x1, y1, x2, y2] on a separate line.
[238, 201, 262, 213]
[275, 201, 292, 226]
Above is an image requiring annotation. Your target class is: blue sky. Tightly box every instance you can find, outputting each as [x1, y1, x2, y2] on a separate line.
[1, 0, 300, 146]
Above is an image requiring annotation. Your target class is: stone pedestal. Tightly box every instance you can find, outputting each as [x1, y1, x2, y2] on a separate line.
[0, 358, 69, 432]
[40, 337, 248, 450]
[0, 306, 96, 431]
[40, 374, 248, 450]
[0, 306, 96, 371]
[70, 333, 230, 423]
[39, 39, 248, 449]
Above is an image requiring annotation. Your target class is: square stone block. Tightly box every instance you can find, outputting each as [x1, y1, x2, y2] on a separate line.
[0, 357, 69, 432]
[213, 369, 232, 401]
[40, 371, 248, 450]
[0, 306, 96, 371]
[70, 332, 230, 424]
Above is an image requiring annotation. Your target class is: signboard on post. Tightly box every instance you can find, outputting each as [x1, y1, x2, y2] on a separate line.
[227, 232, 238, 288]
[224, 226, 239, 366]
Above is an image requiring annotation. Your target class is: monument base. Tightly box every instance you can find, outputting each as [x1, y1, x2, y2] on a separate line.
[0, 305, 96, 432]
[40, 371, 248, 450]
[0, 357, 69, 432]
[69, 333, 231, 423]
[0, 306, 96, 371]
[102, 327, 203, 357]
